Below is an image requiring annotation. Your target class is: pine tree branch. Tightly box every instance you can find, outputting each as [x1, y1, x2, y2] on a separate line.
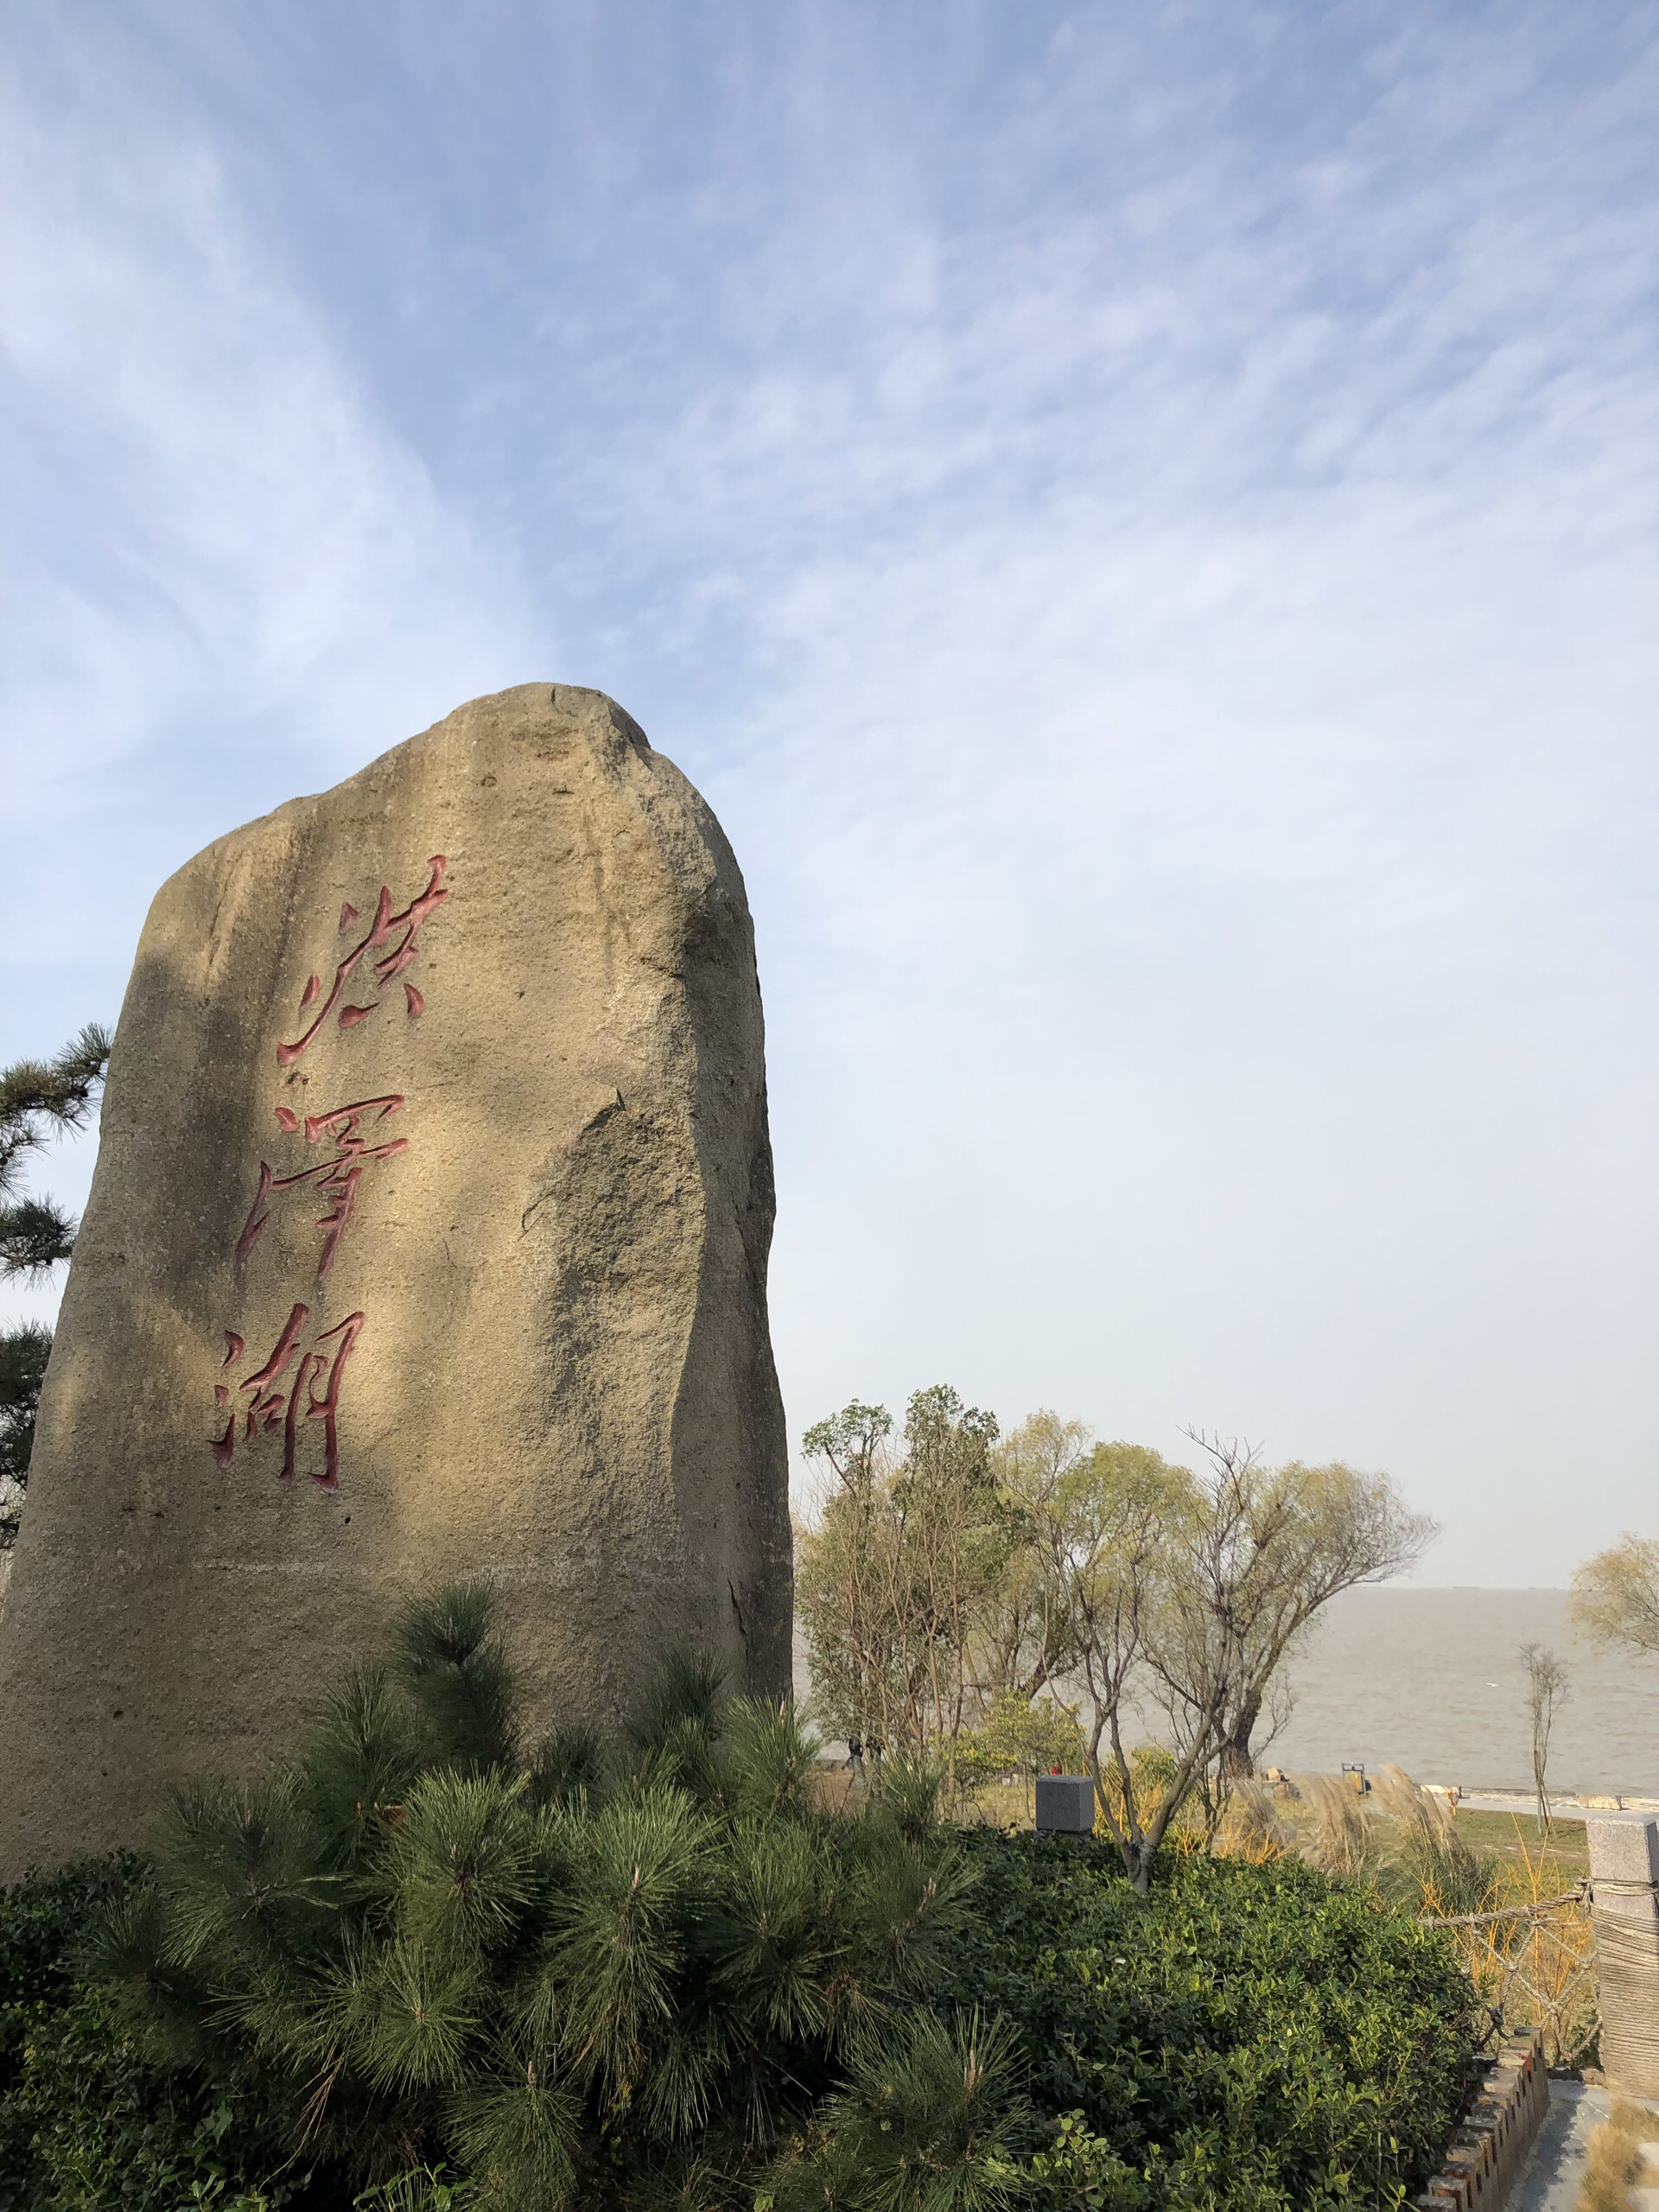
[0, 1320, 52, 1489]
[0, 1026, 110, 1133]
[0, 1196, 79, 1277]
[0, 1022, 111, 1262]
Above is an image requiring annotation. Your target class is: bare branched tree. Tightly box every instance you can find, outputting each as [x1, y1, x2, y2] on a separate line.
[1052, 1433, 1434, 1886]
[1518, 1642, 1569, 1834]
[1153, 1432, 1439, 1784]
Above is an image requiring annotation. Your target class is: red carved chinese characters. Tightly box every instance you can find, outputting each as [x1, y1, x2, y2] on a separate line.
[235, 1096, 408, 1275]
[211, 1304, 364, 1489]
[277, 855, 448, 1066]
[213, 853, 451, 1494]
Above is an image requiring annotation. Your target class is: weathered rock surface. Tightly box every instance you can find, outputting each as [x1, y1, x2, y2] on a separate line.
[0, 684, 791, 1877]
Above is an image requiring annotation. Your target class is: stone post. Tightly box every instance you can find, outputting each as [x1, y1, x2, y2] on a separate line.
[1035, 1774, 1096, 1839]
[1586, 1811, 1659, 2097]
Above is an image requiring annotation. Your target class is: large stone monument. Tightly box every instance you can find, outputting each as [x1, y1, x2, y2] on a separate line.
[0, 684, 792, 1878]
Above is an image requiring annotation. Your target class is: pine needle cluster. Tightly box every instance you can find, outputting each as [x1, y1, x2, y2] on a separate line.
[88, 1586, 1015, 2209]
[0, 1023, 111, 1281]
[0, 1324, 52, 1502]
[0, 1021, 112, 1521]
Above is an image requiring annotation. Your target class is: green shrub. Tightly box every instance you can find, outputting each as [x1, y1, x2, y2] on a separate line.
[0, 1854, 299, 2210]
[934, 1829, 1481, 2211]
[0, 1853, 138, 2075]
[3, 1594, 1481, 2211]
[83, 1590, 978, 2208]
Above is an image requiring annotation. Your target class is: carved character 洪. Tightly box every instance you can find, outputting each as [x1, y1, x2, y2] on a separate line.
[276, 856, 448, 1066]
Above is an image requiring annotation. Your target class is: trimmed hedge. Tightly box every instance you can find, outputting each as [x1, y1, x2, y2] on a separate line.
[940, 1829, 1480, 2211]
[0, 1798, 1478, 2208]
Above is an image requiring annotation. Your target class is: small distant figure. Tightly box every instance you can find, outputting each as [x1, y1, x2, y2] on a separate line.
[845, 1736, 865, 1784]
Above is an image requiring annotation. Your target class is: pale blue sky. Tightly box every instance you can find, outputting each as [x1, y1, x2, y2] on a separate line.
[3, 2, 1656, 1581]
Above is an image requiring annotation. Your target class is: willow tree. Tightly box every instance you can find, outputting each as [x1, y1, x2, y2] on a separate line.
[1020, 1433, 1193, 1890]
[1571, 1534, 1659, 1656]
[970, 1409, 1090, 1706]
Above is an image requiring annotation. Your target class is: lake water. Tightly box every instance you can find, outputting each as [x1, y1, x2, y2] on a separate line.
[792, 1586, 1659, 1795]
[1266, 1586, 1659, 1796]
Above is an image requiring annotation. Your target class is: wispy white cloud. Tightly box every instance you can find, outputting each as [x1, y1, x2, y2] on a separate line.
[0, 41, 543, 969]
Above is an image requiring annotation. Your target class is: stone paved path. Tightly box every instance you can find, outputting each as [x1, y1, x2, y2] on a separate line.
[1510, 2083, 1659, 2212]
[1510, 2083, 1610, 2212]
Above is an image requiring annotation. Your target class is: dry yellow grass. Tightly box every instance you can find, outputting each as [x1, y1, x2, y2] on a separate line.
[1292, 1770, 1382, 1883]
[1574, 2100, 1656, 2212]
[1429, 1819, 1598, 2069]
[1210, 1779, 1292, 1863]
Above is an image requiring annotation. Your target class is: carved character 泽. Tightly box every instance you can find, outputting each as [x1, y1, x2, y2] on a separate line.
[235, 1096, 408, 1275]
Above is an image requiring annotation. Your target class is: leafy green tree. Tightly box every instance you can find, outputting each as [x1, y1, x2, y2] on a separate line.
[0, 1022, 111, 1540]
[796, 1402, 902, 1753]
[898, 1387, 1003, 1760]
[90, 1585, 989, 2207]
[957, 1693, 1086, 1817]
[798, 1389, 1003, 1764]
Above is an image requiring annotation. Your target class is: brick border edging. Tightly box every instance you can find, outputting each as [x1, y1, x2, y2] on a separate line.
[1414, 2034, 1549, 2212]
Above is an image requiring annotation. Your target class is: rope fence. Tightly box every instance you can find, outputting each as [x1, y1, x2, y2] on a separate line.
[1421, 1884, 1599, 2069]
